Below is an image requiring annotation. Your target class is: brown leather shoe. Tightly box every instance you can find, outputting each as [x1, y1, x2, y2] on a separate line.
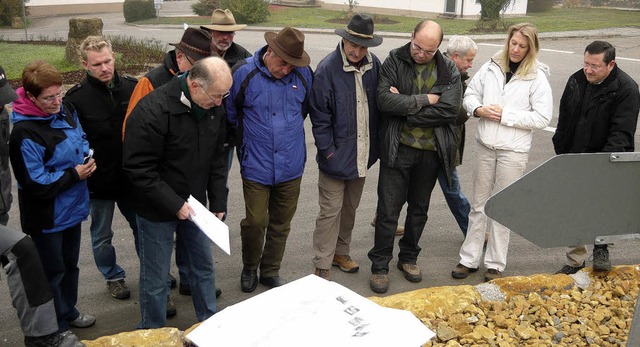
[332, 255, 359, 273]
[451, 263, 479, 279]
[484, 269, 502, 282]
[396, 262, 422, 283]
[369, 273, 389, 293]
[314, 267, 331, 280]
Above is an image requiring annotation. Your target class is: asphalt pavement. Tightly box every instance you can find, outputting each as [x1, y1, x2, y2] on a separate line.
[1, 2, 640, 345]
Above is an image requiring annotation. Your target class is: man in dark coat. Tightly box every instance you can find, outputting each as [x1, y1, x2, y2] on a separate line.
[552, 40, 639, 275]
[368, 20, 462, 294]
[123, 57, 231, 329]
[64, 35, 138, 301]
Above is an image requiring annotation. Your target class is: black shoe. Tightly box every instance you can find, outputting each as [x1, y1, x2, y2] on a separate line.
[168, 273, 177, 289]
[179, 283, 191, 296]
[216, 287, 222, 298]
[25, 330, 85, 347]
[593, 245, 611, 272]
[554, 263, 585, 275]
[241, 268, 258, 293]
[259, 276, 286, 288]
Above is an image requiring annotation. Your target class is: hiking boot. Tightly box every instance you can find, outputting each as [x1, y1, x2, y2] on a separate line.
[314, 267, 331, 280]
[166, 296, 177, 318]
[25, 330, 85, 347]
[592, 246, 611, 272]
[369, 272, 389, 293]
[332, 255, 359, 273]
[371, 216, 405, 236]
[554, 263, 585, 275]
[396, 262, 422, 283]
[484, 269, 502, 282]
[451, 263, 479, 279]
[107, 279, 130, 300]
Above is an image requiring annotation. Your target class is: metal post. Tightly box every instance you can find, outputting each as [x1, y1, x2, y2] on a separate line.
[21, 0, 28, 40]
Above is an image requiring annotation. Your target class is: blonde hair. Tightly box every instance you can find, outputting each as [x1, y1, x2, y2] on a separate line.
[500, 23, 539, 76]
[80, 36, 113, 60]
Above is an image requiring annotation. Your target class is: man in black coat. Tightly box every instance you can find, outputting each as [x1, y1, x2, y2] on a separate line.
[123, 57, 231, 329]
[552, 40, 640, 274]
[64, 36, 138, 301]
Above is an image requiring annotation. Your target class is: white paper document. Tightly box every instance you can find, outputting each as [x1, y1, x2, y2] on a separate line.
[187, 195, 230, 255]
[187, 275, 435, 347]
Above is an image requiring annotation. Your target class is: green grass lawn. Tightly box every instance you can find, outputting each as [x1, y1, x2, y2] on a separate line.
[137, 6, 640, 35]
[2, 43, 80, 80]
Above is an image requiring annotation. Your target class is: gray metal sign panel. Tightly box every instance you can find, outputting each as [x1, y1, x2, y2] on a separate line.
[485, 153, 640, 248]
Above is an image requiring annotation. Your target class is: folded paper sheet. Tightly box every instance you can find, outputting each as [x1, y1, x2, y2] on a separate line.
[187, 195, 230, 255]
[187, 275, 435, 346]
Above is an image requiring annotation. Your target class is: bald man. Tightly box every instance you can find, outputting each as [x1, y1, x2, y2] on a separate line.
[368, 20, 462, 293]
[123, 57, 232, 328]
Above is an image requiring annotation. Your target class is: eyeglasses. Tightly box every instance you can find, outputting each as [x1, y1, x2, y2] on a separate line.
[197, 82, 229, 103]
[583, 62, 605, 71]
[411, 41, 437, 56]
[40, 91, 63, 104]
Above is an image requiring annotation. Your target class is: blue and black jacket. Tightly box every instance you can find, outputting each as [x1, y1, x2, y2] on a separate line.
[9, 103, 90, 234]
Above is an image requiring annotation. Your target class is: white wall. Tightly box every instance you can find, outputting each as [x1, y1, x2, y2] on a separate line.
[28, 0, 123, 4]
[320, 0, 527, 18]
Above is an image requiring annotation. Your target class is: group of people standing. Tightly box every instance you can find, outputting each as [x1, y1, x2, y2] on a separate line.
[2, 7, 639, 347]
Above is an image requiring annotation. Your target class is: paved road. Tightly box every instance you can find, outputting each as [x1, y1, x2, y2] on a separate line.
[1, 3, 640, 344]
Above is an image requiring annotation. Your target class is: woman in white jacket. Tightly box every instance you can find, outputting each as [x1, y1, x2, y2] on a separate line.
[451, 23, 553, 281]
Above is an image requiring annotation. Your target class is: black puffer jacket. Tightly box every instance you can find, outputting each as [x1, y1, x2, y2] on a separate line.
[64, 71, 137, 199]
[553, 65, 639, 154]
[377, 42, 462, 186]
[122, 76, 227, 222]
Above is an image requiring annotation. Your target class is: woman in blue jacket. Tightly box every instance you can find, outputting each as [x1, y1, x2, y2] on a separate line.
[9, 61, 96, 334]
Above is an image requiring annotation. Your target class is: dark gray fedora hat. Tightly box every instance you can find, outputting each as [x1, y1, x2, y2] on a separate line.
[334, 13, 383, 48]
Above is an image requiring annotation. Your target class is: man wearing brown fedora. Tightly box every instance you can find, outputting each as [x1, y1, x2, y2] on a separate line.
[201, 9, 252, 210]
[226, 27, 313, 293]
[201, 9, 251, 69]
[309, 13, 382, 281]
[123, 27, 220, 315]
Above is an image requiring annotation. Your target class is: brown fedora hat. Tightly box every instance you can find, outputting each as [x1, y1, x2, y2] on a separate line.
[169, 27, 212, 61]
[264, 27, 310, 67]
[335, 13, 382, 48]
[201, 9, 247, 32]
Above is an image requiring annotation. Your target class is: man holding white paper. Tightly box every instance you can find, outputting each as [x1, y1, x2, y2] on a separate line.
[122, 57, 232, 329]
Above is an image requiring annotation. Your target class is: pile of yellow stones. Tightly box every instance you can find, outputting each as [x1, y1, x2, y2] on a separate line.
[370, 265, 640, 346]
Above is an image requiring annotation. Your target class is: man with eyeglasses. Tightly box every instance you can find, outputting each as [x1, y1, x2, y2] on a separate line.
[64, 36, 139, 303]
[368, 20, 462, 293]
[124, 27, 222, 307]
[123, 57, 232, 329]
[552, 40, 639, 275]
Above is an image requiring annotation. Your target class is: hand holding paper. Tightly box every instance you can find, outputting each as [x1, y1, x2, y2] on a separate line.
[187, 195, 231, 255]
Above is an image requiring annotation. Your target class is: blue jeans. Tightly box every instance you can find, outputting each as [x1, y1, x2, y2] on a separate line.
[89, 198, 139, 281]
[137, 215, 216, 329]
[369, 146, 440, 273]
[437, 167, 470, 237]
[30, 224, 82, 333]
